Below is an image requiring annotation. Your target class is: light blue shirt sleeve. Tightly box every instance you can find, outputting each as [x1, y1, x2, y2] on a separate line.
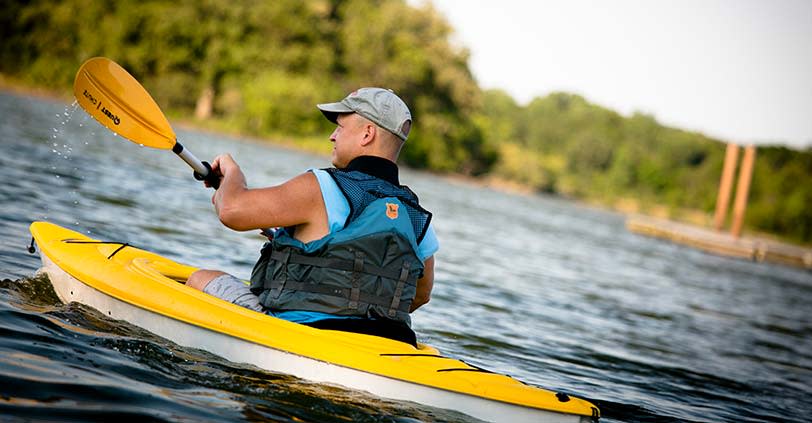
[311, 169, 350, 233]
[417, 224, 439, 261]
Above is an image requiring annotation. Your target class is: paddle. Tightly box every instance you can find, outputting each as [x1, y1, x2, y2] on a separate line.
[73, 57, 220, 189]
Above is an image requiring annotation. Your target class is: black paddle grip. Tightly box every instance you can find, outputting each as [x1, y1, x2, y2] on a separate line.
[193, 161, 221, 189]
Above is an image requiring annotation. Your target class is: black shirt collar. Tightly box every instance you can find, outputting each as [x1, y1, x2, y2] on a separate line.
[343, 156, 400, 185]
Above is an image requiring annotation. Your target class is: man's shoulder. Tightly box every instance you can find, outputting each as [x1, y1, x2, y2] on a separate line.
[285, 171, 321, 191]
[272, 172, 324, 209]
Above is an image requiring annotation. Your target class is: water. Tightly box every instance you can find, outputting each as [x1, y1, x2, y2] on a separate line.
[1, 91, 810, 422]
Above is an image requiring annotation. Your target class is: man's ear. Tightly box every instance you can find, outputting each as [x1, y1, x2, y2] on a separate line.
[360, 123, 376, 146]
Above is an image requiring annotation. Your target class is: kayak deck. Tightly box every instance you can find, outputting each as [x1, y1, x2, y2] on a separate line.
[30, 221, 599, 422]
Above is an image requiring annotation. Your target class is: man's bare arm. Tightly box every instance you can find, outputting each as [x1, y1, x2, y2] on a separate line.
[411, 255, 434, 312]
[209, 154, 326, 235]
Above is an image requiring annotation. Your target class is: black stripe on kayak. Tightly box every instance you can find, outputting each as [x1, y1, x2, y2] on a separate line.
[380, 353, 511, 376]
[61, 239, 133, 259]
[436, 368, 492, 373]
[445, 359, 494, 374]
[379, 353, 448, 358]
[436, 360, 521, 380]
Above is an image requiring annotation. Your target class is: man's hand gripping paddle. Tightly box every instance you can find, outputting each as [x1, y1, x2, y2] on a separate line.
[73, 57, 220, 188]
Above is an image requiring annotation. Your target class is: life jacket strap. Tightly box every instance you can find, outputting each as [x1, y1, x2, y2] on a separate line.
[269, 249, 291, 299]
[349, 250, 364, 310]
[389, 261, 410, 317]
[269, 249, 415, 282]
[274, 280, 412, 313]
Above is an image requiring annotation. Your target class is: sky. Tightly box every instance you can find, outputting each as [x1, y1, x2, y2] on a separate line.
[415, 0, 812, 148]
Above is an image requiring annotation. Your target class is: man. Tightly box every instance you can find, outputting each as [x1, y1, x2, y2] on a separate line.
[187, 88, 438, 346]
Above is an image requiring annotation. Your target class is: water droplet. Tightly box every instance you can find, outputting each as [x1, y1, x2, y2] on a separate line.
[55, 175, 60, 179]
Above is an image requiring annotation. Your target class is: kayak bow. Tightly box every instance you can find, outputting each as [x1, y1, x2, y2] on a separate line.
[30, 221, 599, 423]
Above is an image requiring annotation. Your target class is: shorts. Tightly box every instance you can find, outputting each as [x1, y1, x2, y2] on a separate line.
[203, 273, 264, 312]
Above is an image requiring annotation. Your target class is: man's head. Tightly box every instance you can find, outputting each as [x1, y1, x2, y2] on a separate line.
[317, 88, 412, 167]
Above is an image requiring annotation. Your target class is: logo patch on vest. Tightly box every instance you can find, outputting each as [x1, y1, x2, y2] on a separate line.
[385, 203, 399, 219]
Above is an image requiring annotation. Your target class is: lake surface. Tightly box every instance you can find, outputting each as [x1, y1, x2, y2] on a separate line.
[1, 91, 810, 422]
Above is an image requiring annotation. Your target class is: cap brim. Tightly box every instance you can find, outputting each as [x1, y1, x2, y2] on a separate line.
[317, 102, 354, 124]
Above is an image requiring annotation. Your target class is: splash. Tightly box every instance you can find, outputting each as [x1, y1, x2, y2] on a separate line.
[44, 101, 87, 228]
[50, 102, 80, 160]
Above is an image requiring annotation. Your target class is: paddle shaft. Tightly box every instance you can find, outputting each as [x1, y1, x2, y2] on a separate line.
[173, 142, 220, 189]
[174, 143, 206, 174]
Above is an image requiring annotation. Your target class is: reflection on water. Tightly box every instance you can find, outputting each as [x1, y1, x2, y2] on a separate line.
[1, 92, 810, 422]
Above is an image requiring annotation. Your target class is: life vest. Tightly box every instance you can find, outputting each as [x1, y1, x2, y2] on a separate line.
[249, 168, 432, 326]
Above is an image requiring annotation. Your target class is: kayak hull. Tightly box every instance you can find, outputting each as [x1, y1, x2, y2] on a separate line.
[32, 222, 599, 423]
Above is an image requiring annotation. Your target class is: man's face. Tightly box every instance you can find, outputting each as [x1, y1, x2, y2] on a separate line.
[330, 113, 365, 168]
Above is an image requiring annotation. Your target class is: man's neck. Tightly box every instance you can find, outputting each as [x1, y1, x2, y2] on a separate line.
[344, 156, 399, 185]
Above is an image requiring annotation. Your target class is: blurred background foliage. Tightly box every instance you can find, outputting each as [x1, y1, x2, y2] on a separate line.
[2, 0, 810, 243]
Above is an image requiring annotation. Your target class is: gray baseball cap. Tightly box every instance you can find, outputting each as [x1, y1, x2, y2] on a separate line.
[317, 87, 412, 141]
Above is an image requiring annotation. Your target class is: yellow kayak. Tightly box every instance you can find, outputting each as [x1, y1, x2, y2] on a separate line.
[30, 221, 599, 423]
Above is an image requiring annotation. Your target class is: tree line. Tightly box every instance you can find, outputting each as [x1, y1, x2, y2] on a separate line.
[2, 0, 810, 243]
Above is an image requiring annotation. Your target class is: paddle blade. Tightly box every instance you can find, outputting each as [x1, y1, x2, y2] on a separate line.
[74, 57, 176, 150]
